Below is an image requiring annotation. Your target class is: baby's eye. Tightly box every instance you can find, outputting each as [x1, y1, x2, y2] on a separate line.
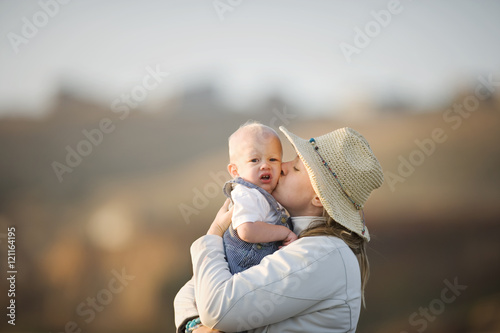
[270, 158, 280, 162]
[250, 158, 259, 163]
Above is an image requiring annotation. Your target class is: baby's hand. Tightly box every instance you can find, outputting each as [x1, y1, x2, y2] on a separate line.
[282, 230, 298, 246]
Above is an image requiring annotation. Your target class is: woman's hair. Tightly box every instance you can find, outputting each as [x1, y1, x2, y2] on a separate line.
[299, 211, 370, 308]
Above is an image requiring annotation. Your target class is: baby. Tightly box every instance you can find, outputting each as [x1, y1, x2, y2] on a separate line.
[223, 121, 297, 274]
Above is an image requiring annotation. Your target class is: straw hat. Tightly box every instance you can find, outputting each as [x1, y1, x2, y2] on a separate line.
[279, 126, 383, 241]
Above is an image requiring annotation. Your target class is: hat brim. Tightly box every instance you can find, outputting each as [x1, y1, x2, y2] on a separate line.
[279, 126, 370, 241]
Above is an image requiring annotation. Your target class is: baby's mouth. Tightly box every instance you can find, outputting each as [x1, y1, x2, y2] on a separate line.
[260, 174, 271, 181]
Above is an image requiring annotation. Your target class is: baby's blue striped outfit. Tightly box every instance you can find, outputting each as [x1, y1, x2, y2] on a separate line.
[222, 177, 293, 274]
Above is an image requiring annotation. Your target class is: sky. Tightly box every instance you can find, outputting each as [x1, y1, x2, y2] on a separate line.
[1, 0, 500, 117]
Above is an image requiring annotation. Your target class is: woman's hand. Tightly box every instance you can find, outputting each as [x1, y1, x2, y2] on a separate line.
[193, 325, 223, 332]
[207, 199, 233, 237]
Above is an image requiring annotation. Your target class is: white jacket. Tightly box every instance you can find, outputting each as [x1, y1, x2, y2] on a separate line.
[175, 217, 362, 332]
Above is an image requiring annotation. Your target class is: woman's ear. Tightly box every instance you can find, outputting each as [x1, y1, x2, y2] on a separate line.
[228, 164, 239, 178]
[311, 196, 323, 208]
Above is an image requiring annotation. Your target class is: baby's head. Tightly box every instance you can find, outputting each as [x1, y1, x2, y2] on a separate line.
[228, 121, 283, 194]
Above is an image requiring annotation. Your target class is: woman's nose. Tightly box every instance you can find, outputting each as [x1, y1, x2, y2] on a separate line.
[281, 161, 291, 175]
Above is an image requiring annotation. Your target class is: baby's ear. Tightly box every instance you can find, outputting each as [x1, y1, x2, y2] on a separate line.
[228, 163, 239, 178]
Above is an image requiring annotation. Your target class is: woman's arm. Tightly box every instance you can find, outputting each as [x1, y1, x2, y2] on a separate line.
[174, 200, 233, 333]
[192, 236, 338, 332]
[173, 278, 198, 331]
[192, 202, 348, 333]
[193, 200, 355, 332]
[174, 278, 224, 333]
[174, 199, 233, 333]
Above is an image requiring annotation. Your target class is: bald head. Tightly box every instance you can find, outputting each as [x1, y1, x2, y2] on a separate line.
[228, 122, 281, 163]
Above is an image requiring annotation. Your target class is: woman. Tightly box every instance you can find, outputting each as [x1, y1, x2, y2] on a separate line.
[175, 126, 384, 332]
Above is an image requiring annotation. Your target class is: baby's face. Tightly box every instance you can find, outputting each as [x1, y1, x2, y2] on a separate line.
[230, 134, 282, 194]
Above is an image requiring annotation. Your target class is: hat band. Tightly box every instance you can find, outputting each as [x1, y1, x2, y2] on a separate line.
[309, 138, 366, 235]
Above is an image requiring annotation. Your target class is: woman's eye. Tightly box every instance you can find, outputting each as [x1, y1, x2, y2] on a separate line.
[293, 167, 299, 171]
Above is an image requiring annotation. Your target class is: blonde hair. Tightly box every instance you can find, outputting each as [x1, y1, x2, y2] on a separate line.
[299, 211, 370, 308]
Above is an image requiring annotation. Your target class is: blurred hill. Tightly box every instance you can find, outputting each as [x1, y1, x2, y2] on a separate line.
[0, 84, 499, 333]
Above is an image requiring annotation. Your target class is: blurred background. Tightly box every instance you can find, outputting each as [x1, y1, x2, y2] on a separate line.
[1, 1, 500, 332]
